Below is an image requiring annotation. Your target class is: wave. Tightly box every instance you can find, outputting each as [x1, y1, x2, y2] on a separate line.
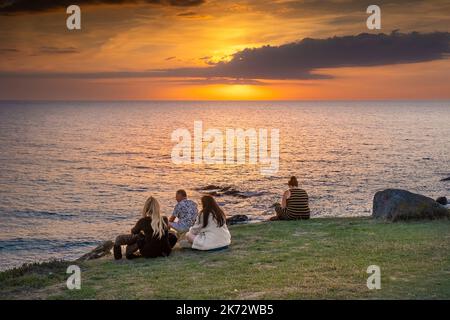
[0, 238, 98, 251]
[101, 151, 146, 156]
[0, 209, 77, 219]
[123, 187, 149, 192]
[130, 166, 151, 170]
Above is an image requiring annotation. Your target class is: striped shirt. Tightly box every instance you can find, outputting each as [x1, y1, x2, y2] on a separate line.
[278, 188, 310, 220]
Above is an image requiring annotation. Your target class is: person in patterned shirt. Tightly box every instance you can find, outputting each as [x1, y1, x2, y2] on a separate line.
[169, 189, 198, 234]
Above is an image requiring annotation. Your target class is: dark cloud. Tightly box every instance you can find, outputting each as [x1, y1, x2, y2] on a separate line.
[268, 0, 441, 16]
[167, 78, 266, 85]
[153, 31, 450, 80]
[284, 0, 427, 12]
[39, 46, 79, 54]
[0, 48, 19, 53]
[1, 32, 449, 81]
[243, 0, 450, 26]
[177, 11, 197, 16]
[0, 0, 205, 14]
[199, 56, 216, 66]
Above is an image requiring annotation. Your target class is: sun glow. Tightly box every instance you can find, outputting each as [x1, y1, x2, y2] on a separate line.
[184, 84, 278, 100]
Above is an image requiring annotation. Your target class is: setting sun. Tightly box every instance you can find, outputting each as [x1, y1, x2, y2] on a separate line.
[166, 82, 282, 100]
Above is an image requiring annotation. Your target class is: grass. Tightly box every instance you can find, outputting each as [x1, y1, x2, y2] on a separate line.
[1, 217, 449, 299]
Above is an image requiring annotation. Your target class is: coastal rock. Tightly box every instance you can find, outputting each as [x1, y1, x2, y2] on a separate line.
[372, 189, 450, 221]
[200, 185, 223, 190]
[197, 185, 265, 198]
[226, 214, 249, 225]
[224, 190, 265, 198]
[77, 240, 114, 261]
[436, 196, 448, 206]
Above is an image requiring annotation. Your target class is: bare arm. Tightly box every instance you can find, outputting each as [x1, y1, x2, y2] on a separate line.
[168, 204, 178, 227]
[281, 190, 290, 209]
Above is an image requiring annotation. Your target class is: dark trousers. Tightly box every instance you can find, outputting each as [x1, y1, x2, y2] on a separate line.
[115, 232, 178, 258]
[168, 233, 178, 248]
[115, 234, 140, 258]
[270, 203, 310, 221]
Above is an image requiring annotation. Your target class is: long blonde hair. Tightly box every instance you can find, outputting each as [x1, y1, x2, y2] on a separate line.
[142, 196, 167, 239]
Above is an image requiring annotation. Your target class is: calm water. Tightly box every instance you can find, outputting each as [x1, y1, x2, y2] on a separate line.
[0, 101, 449, 270]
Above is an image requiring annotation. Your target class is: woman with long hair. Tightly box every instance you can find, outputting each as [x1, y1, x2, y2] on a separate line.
[114, 196, 177, 259]
[270, 176, 310, 221]
[185, 195, 231, 250]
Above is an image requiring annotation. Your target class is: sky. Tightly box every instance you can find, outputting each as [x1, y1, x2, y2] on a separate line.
[0, 0, 449, 100]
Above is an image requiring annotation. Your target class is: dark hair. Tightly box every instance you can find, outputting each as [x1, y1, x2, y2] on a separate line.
[176, 189, 187, 198]
[288, 176, 298, 187]
[200, 195, 226, 228]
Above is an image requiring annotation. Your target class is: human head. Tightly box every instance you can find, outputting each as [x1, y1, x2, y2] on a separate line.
[200, 195, 226, 228]
[176, 189, 187, 202]
[288, 176, 298, 188]
[142, 196, 166, 239]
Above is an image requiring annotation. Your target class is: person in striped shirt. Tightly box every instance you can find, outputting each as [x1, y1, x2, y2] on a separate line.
[270, 176, 310, 221]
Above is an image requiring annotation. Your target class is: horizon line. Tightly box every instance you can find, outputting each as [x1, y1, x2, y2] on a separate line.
[1, 98, 450, 103]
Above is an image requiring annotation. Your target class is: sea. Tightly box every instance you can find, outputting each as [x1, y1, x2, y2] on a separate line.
[0, 100, 449, 270]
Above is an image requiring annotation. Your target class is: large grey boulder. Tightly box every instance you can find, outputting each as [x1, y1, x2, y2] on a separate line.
[373, 189, 450, 221]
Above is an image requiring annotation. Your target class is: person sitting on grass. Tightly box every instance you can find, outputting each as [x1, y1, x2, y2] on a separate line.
[270, 176, 311, 221]
[168, 189, 198, 235]
[114, 196, 177, 260]
[184, 195, 231, 251]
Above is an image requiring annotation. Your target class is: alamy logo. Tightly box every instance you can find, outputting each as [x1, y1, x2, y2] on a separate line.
[366, 5, 381, 30]
[171, 121, 279, 175]
[366, 265, 381, 290]
[66, 5, 81, 30]
[66, 265, 81, 290]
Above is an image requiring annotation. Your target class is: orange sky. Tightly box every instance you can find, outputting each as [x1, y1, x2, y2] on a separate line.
[0, 0, 449, 100]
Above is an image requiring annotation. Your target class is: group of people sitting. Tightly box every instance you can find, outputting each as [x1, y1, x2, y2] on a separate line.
[113, 176, 310, 260]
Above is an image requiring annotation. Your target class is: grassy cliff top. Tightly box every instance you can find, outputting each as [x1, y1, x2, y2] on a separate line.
[1, 217, 449, 299]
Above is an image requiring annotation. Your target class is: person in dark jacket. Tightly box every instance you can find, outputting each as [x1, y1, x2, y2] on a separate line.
[114, 196, 177, 260]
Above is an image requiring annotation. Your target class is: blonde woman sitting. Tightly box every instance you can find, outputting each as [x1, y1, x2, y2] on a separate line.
[114, 196, 177, 259]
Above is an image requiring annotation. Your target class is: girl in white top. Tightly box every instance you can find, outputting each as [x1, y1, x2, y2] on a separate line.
[186, 195, 231, 250]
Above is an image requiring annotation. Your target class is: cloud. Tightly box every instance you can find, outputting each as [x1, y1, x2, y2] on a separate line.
[39, 46, 79, 54]
[255, 0, 440, 16]
[0, 0, 205, 14]
[166, 78, 267, 85]
[0, 48, 19, 53]
[177, 11, 197, 16]
[1, 31, 449, 81]
[151, 31, 450, 80]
